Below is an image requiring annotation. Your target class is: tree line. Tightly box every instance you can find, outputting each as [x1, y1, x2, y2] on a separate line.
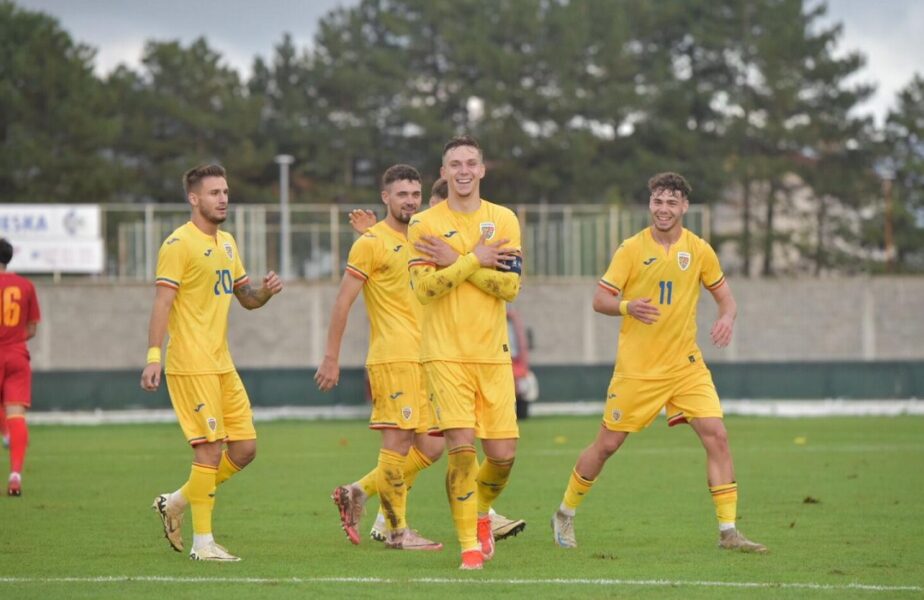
[1, 0, 922, 274]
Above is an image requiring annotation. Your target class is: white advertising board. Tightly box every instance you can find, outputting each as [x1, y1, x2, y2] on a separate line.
[0, 204, 101, 239]
[0, 205, 104, 273]
[6, 239, 105, 274]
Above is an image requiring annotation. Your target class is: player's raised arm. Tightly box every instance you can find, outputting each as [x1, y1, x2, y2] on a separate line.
[233, 271, 283, 310]
[348, 209, 377, 235]
[141, 284, 177, 391]
[314, 272, 365, 391]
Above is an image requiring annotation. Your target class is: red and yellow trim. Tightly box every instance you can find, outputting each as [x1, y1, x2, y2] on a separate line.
[597, 279, 620, 296]
[346, 264, 368, 281]
[155, 277, 180, 289]
[667, 412, 689, 427]
[232, 274, 250, 289]
[706, 275, 726, 290]
[408, 257, 436, 269]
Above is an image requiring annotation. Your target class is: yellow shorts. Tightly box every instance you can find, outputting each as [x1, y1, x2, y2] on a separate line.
[165, 371, 256, 446]
[367, 362, 435, 433]
[424, 361, 518, 439]
[602, 367, 722, 432]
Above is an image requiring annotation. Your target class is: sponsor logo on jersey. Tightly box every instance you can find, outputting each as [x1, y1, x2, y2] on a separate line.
[166, 237, 180, 245]
[479, 222, 496, 240]
[643, 257, 657, 265]
[443, 230, 458, 238]
[223, 242, 234, 260]
[194, 403, 205, 412]
[389, 391, 404, 400]
[678, 251, 691, 271]
[204, 249, 213, 257]
[402, 406, 412, 420]
[456, 491, 474, 501]
[393, 244, 403, 252]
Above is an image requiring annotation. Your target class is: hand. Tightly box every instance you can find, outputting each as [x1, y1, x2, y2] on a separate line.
[262, 271, 284, 296]
[348, 209, 377, 234]
[414, 235, 460, 267]
[711, 314, 734, 347]
[471, 232, 516, 268]
[140, 363, 162, 391]
[314, 356, 340, 392]
[628, 298, 660, 324]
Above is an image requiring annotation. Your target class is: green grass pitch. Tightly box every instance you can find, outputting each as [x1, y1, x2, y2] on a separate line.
[1, 415, 922, 599]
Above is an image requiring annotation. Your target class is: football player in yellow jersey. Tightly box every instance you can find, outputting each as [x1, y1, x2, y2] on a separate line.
[316, 164, 442, 551]
[141, 164, 283, 562]
[551, 172, 766, 554]
[346, 177, 528, 546]
[407, 135, 523, 570]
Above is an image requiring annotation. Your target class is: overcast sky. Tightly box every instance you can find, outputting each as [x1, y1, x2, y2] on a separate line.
[16, 0, 923, 125]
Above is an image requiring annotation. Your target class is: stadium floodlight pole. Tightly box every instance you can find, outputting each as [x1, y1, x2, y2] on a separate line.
[275, 154, 295, 280]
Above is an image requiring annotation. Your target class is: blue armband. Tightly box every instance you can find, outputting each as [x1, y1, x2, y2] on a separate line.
[499, 255, 522, 275]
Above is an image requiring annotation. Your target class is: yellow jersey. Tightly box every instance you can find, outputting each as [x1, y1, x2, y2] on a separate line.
[600, 227, 725, 379]
[345, 221, 421, 365]
[155, 221, 249, 375]
[407, 199, 521, 364]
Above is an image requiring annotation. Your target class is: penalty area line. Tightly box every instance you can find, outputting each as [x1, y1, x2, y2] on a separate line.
[0, 576, 919, 592]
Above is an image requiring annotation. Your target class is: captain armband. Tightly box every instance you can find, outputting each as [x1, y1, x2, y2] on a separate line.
[499, 254, 523, 275]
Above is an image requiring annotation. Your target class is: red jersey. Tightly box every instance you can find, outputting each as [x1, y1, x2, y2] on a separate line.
[0, 272, 41, 357]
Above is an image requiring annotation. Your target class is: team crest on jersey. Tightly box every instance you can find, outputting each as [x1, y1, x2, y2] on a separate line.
[677, 252, 691, 271]
[402, 406, 413, 421]
[479, 222, 496, 240]
[611, 409, 622, 422]
[223, 242, 233, 260]
[207, 417, 217, 432]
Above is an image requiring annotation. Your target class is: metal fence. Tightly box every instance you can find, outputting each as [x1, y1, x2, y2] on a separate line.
[103, 203, 709, 281]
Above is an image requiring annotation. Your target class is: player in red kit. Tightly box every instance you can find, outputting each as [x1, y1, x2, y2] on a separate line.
[0, 238, 41, 497]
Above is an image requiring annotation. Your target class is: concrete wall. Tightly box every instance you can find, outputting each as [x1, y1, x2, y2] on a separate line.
[29, 276, 924, 371]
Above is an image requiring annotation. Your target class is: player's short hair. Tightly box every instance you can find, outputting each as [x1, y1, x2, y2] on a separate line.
[648, 172, 692, 199]
[442, 135, 482, 160]
[183, 164, 227, 195]
[381, 164, 421, 189]
[0, 238, 12, 266]
[430, 178, 449, 200]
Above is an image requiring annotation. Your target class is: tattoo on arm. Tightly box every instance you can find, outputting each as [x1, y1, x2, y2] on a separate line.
[234, 282, 271, 309]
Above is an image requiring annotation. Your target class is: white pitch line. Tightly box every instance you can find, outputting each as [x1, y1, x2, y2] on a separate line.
[0, 576, 919, 592]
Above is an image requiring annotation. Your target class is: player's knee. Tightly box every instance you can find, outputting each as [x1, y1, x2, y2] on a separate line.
[596, 432, 627, 457]
[230, 443, 257, 468]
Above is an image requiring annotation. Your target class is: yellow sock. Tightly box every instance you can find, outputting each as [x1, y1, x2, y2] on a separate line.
[446, 445, 478, 551]
[215, 451, 242, 486]
[562, 468, 596, 512]
[476, 456, 514, 514]
[403, 446, 433, 492]
[357, 467, 378, 498]
[710, 482, 738, 527]
[376, 449, 408, 531]
[376, 446, 433, 520]
[180, 463, 218, 535]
